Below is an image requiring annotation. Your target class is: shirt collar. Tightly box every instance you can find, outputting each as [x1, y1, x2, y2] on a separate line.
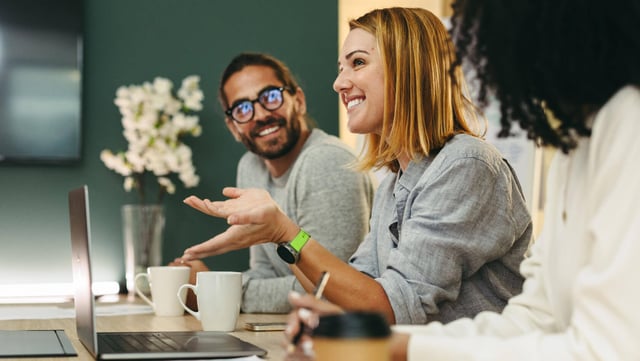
[396, 155, 434, 191]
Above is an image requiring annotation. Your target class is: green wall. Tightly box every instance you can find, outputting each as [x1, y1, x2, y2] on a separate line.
[0, 0, 339, 288]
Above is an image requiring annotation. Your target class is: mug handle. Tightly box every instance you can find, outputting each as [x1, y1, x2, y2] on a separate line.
[177, 284, 200, 319]
[134, 273, 154, 309]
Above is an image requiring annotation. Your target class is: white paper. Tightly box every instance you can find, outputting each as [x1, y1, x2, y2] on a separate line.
[176, 357, 263, 361]
[0, 303, 153, 320]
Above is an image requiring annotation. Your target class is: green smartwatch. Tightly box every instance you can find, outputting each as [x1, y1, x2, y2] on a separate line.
[277, 229, 310, 264]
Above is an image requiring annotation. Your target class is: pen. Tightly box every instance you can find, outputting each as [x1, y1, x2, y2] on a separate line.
[312, 271, 330, 299]
[290, 271, 330, 349]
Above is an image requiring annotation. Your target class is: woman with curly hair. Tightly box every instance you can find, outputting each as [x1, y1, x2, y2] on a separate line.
[287, 1, 640, 360]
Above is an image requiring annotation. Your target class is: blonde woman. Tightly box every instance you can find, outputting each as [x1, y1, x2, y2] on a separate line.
[180, 7, 532, 326]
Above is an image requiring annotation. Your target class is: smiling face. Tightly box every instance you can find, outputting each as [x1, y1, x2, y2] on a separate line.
[334, 28, 386, 135]
[223, 65, 307, 159]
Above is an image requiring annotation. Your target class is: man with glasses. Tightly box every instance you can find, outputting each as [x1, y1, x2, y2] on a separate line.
[175, 53, 374, 313]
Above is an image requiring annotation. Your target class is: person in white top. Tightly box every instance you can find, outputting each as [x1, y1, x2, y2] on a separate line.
[284, 1, 640, 360]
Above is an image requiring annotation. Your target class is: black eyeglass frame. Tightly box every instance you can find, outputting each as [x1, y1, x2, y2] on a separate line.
[224, 86, 291, 124]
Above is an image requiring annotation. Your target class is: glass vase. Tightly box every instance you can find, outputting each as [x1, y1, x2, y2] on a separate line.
[122, 204, 165, 295]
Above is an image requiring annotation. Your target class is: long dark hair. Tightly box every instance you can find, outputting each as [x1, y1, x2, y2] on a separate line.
[450, 0, 640, 153]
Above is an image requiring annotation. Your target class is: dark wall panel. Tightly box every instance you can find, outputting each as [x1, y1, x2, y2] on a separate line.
[0, 0, 338, 287]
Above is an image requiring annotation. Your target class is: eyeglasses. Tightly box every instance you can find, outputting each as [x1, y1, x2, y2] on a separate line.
[225, 86, 289, 124]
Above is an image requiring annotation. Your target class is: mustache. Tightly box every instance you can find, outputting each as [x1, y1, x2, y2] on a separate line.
[249, 116, 287, 137]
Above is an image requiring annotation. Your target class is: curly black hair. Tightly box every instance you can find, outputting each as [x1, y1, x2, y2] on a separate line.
[450, 0, 640, 153]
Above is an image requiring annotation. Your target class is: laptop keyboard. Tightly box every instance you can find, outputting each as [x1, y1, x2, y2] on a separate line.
[100, 333, 182, 353]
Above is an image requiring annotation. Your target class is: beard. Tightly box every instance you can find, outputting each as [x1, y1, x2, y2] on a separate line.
[238, 112, 302, 160]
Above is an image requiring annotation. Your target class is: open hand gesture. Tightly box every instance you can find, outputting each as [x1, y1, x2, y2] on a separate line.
[181, 187, 299, 259]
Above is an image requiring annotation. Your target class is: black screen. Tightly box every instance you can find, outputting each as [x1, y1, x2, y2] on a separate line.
[0, 0, 83, 164]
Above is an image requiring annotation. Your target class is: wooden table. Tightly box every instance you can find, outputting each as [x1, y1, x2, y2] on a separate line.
[0, 296, 288, 361]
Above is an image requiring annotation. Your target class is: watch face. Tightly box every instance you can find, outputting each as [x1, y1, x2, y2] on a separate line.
[277, 244, 298, 264]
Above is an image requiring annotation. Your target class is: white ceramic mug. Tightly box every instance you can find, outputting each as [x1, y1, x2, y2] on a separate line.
[177, 271, 242, 332]
[135, 266, 190, 316]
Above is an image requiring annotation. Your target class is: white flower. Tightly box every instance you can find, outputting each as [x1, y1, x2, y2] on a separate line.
[101, 75, 203, 203]
[157, 177, 176, 194]
[124, 177, 135, 191]
[164, 97, 182, 115]
[153, 77, 173, 95]
[179, 169, 200, 188]
[191, 125, 202, 137]
[100, 150, 132, 176]
[178, 75, 204, 111]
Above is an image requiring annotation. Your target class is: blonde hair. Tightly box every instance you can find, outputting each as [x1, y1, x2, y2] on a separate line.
[350, 7, 483, 172]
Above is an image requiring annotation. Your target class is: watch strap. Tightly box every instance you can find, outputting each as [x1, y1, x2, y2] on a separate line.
[289, 229, 310, 252]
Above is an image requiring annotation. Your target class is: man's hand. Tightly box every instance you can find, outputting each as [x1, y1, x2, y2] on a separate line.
[168, 258, 210, 310]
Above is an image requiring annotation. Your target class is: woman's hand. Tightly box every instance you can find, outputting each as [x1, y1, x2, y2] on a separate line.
[389, 333, 410, 361]
[285, 292, 409, 361]
[181, 187, 299, 259]
[284, 291, 344, 358]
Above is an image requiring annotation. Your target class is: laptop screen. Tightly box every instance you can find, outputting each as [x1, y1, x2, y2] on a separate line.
[68, 185, 99, 357]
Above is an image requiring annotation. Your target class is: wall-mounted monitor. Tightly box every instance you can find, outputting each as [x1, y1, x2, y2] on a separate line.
[0, 0, 83, 164]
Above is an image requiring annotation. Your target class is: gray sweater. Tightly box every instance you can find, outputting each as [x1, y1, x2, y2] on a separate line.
[237, 129, 374, 313]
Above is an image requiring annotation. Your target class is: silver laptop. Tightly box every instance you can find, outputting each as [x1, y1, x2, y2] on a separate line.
[68, 185, 267, 360]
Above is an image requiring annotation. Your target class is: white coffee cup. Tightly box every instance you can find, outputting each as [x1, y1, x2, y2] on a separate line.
[177, 271, 242, 332]
[135, 266, 190, 316]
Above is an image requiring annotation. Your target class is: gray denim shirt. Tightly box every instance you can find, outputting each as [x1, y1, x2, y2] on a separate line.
[349, 134, 532, 324]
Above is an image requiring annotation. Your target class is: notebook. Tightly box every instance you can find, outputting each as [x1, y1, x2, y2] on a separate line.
[68, 185, 267, 360]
